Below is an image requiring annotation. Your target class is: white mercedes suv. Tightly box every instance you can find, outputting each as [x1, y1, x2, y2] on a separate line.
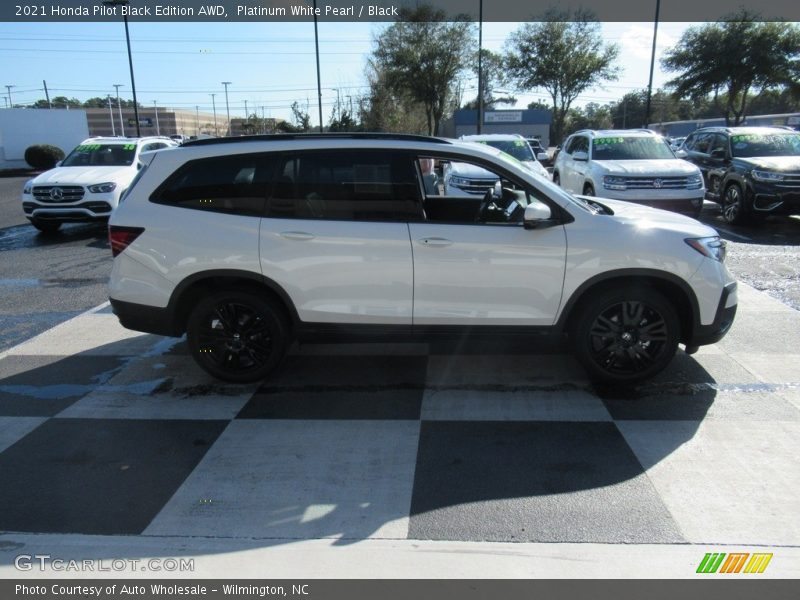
[21, 136, 176, 233]
[108, 133, 737, 384]
[553, 129, 705, 217]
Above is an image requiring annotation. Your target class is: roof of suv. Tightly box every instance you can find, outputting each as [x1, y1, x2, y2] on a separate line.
[460, 134, 526, 142]
[182, 132, 453, 148]
[691, 126, 795, 135]
[81, 136, 176, 145]
[571, 129, 661, 138]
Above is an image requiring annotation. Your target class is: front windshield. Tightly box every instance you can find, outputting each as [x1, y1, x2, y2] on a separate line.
[591, 136, 675, 160]
[481, 140, 535, 162]
[61, 143, 136, 167]
[730, 133, 800, 158]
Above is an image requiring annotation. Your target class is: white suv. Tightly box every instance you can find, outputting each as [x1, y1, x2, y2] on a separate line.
[21, 136, 177, 233]
[553, 129, 705, 217]
[108, 133, 737, 384]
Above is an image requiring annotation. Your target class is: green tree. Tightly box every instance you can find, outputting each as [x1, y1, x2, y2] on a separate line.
[462, 49, 516, 110]
[505, 9, 619, 145]
[370, 4, 476, 135]
[290, 101, 311, 132]
[662, 13, 800, 125]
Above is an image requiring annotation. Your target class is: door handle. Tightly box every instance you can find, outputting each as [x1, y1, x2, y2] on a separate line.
[417, 237, 453, 247]
[279, 231, 314, 241]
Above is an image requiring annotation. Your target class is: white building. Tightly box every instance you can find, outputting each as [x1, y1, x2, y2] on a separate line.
[0, 109, 89, 170]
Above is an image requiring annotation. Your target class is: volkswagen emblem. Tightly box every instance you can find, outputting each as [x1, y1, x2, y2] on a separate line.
[653, 178, 663, 189]
[49, 187, 64, 201]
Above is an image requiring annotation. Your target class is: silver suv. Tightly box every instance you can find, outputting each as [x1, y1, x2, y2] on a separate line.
[108, 133, 737, 384]
[553, 129, 705, 217]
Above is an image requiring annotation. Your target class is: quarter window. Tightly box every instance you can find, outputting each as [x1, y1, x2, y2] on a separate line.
[265, 151, 421, 222]
[152, 153, 273, 216]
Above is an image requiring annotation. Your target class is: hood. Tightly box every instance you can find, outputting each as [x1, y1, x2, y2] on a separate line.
[31, 165, 135, 186]
[520, 159, 550, 179]
[447, 161, 497, 179]
[593, 159, 699, 176]
[734, 156, 800, 171]
[588, 197, 717, 238]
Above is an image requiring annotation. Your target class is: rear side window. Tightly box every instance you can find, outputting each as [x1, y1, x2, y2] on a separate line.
[265, 151, 422, 222]
[152, 153, 274, 216]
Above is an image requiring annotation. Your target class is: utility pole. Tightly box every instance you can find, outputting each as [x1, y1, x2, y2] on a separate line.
[211, 93, 218, 136]
[477, 0, 483, 134]
[313, 0, 323, 132]
[5, 85, 14, 108]
[195, 105, 200, 135]
[103, 1, 141, 135]
[107, 96, 116, 136]
[644, 0, 661, 128]
[221, 81, 231, 136]
[113, 84, 125, 136]
[244, 99, 248, 120]
[153, 100, 160, 135]
[43, 80, 51, 108]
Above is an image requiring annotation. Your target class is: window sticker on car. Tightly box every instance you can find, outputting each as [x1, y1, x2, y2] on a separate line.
[123, 144, 136, 150]
[594, 137, 625, 145]
[76, 144, 103, 152]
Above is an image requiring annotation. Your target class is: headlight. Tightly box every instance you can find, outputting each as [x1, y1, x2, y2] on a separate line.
[449, 176, 468, 187]
[751, 170, 784, 182]
[685, 236, 726, 262]
[88, 182, 117, 193]
[603, 175, 627, 191]
[687, 174, 703, 190]
[22, 180, 33, 195]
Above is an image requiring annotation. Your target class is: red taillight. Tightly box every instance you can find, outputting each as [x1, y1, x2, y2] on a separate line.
[109, 226, 144, 257]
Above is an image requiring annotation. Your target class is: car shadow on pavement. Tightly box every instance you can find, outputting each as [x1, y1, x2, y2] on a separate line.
[0, 334, 719, 551]
[0, 222, 107, 252]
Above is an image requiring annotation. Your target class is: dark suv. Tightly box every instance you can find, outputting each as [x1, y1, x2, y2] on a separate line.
[678, 126, 800, 225]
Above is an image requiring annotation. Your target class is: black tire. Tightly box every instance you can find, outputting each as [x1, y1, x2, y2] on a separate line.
[187, 290, 289, 383]
[571, 286, 680, 384]
[583, 183, 595, 196]
[30, 219, 61, 234]
[552, 172, 560, 186]
[721, 182, 750, 226]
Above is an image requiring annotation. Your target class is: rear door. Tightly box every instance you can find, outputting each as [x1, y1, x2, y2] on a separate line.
[259, 150, 421, 325]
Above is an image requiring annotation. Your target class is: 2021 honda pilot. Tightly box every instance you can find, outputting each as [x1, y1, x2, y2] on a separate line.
[108, 133, 737, 384]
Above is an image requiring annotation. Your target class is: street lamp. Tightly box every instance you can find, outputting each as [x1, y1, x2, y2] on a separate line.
[113, 84, 125, 136]
[221, 81, 231, 136]
[153, 100, 160, 135]
[107, 96, 116, 136]
[644, 0, 661, 128]
[103, 0, 141, 136]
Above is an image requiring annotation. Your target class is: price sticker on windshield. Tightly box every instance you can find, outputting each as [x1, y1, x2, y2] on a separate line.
[594, 137, 625, 145]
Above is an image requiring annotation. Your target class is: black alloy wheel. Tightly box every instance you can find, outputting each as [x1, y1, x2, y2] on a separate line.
[187, 291, 289, 383]
[573, 287, 679, 383]
[722, 183, 745, 225]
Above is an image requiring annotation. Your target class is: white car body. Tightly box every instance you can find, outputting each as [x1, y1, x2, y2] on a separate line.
[107, 134, 736, 383]
[21, 136, 176, 230]
[553, 129, 705, 216]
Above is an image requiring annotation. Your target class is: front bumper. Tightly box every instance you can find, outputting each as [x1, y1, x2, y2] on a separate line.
[687, 281, 737, 346]
[750, 181, 800, 215]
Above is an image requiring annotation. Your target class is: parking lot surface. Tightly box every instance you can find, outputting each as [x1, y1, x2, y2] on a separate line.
[0, 280, 798, 577]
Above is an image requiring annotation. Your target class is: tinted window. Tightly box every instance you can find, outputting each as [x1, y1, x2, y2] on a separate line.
[153, 153, 273, 216]
[709, 134, 728, 155]
[591, 136, 675, 160]
[265, 151, 421, 222]
[566, 136, 588, 154]
[62, 143, 136, 167]
[691, 133, 715, 154]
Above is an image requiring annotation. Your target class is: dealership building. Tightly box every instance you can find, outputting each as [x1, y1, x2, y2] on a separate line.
[85, 107, 228, 138]
[442, 109, 552, 147]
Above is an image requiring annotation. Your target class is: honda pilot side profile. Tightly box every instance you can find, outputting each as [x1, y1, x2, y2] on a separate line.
[108, 133, 737, 384]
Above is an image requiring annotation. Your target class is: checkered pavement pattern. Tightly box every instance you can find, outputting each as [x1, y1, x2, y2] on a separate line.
[1, 282, 799, 547]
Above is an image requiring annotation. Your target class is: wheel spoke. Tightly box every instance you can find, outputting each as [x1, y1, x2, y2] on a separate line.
[622, 301, 644, 326]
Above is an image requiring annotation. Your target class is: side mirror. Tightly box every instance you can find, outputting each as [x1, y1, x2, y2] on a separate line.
[573, 151, 589, 162]
[674, 149, 688, 159]
[523, 203, 552, 229]
[536, 152, 550, 162]
[710, 149, 726, 160]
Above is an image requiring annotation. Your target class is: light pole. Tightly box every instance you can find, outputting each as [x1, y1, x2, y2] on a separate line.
[113, 83, 125, 136]
[644, 0, 661, 128]
[103, 0, 140, 136]
[477, 0, 483, 134]
[221, 81, 231, 136]
[211, 93, 218, 136]
[5, 85, 14, 108]
[195, 105, 200, 135]
[153, 100, 160, 135]
[313, 0, 323, 131]
[107, 96, 116, 135]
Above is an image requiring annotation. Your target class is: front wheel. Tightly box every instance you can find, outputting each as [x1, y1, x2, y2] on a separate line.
[583, 183, 595, 196]
[571, 287, 680, 383]
[721, 183, 747, 225]
[187, 290, 289, 383]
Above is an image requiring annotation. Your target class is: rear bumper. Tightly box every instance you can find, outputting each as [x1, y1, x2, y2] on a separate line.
[110, 298, 180, 337]
[687, 281, 737, 346]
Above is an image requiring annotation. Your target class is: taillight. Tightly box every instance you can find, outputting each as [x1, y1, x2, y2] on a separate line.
[109, 226, 144, 257]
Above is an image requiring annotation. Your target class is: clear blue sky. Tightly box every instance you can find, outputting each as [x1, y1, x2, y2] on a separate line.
[0, 20, 702, 123]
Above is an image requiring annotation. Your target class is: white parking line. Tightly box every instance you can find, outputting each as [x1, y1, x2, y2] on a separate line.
[713, 226, 752, 242]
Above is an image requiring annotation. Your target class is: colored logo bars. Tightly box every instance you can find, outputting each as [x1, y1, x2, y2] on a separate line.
[696, 552, 773, 574]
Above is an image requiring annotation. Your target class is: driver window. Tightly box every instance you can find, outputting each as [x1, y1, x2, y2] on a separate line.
[417, 155, 533, 225]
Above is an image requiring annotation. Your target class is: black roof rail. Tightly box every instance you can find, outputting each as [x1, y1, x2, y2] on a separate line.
[182, 132, 453, 147]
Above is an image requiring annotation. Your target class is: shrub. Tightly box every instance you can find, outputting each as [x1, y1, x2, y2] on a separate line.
[24, 144, 65, 170]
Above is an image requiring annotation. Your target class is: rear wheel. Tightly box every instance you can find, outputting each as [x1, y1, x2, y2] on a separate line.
[187, 290, 289, 383]
[30, 219, 61, 234]
[571, 286, 680, 383]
